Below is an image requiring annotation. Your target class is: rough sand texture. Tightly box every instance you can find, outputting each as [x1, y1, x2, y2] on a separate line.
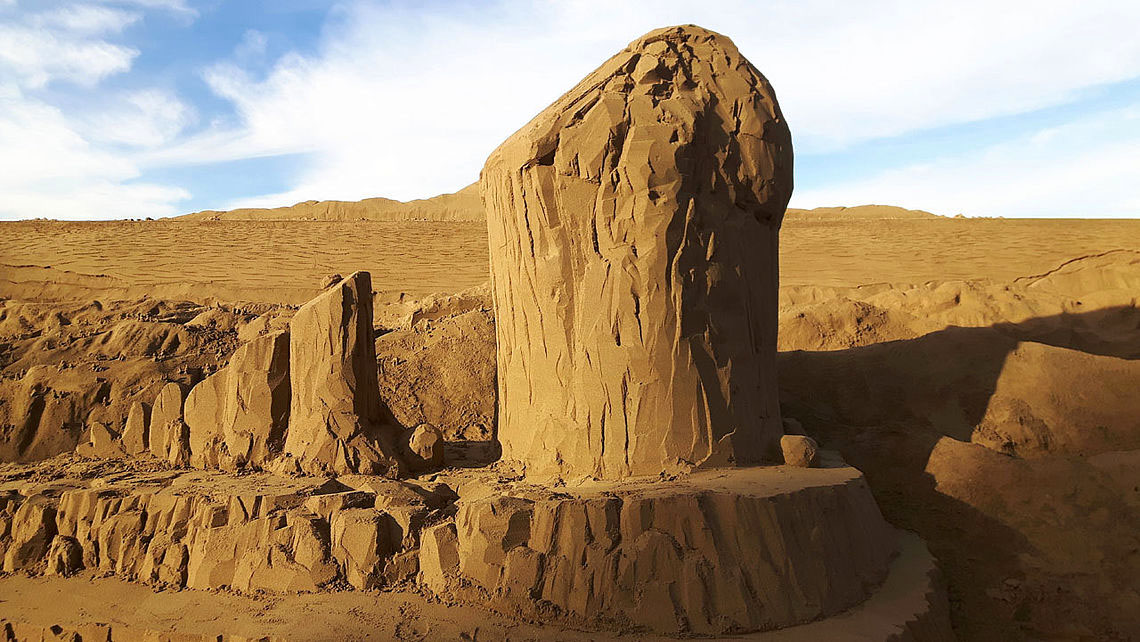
[451, 465, 896, 634]
[283, 272, 401, 476]
[3, 218, 1138, 305]
[0, 531, 947, 642]
[2, 222, 1139, 639]
[483, 25, 790, 479]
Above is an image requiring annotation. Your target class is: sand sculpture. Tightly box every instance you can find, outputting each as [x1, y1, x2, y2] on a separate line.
[184, 330, 291, 470]
[483, 25, 793, 479]
[284, 271, 402, 476]
[0, 25, 959, 642]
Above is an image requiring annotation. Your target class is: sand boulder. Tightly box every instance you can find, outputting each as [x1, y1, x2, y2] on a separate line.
[149, 382, 189, 466]
[121, 401, 150, 455]
[481, 25, 793, 479]
[781, 434, 819, 467]
[45, 535, 83, 576]
[184, 330, 291, 470]
[401, 423, 444, 472]
[418, 521, 459, 594]
[1, 495, 56, 572]
[284, 271, 401, 476]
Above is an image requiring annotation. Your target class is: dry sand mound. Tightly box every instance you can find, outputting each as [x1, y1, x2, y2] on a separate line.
[179, 184, 937, 224]
[785, 204, 941, 220]
[777, 249, 1140, 640]
[180, 183, 483, 222]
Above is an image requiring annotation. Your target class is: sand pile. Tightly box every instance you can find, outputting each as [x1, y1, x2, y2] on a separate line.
[777, 249, 1140, 639]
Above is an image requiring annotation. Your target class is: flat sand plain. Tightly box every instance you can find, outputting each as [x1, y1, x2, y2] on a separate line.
[3, 218, 1138, 304]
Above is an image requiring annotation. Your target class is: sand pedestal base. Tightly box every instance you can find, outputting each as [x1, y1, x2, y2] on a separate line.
[451, 465, 901, 635]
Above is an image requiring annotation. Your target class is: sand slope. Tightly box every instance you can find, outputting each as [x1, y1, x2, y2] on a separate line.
[179, 184, 483, 222]
[175, 183, 939, 224]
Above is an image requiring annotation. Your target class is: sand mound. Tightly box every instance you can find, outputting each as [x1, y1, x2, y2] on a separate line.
[180, 183, 483, 222]
[785, 204, 941, 220]
[178, 188, 938, 225]
[375, 286, 496, 444]
[776, 251, 1140, 639]
[0, 298, 242, 463]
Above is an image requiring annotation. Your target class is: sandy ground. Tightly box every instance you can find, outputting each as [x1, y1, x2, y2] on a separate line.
[0, 531, 944, 642]
[2, 214, 1140, 640]
[3, 218, 1138, 304]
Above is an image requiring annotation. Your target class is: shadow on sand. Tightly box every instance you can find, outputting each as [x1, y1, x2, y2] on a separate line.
[778, 304, 1140, 640]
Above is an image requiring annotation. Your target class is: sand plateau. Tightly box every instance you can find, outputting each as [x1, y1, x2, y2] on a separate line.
[0, 23, 1138, 642]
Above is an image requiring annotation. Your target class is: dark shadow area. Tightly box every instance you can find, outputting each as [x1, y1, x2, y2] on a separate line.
[778, 305, 1140, 641]
[442, 439, 502, 469]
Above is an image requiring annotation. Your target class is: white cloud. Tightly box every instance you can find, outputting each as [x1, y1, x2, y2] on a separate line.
[0, 2, 194, 220]
[0, 87, 190, 220]
[32, 4, 140, 34]
[153, 0, 1140, 212]
[83, 88, 196, 147]
[0, 23, 138, 88]
[99, 0, 196, 17]
[791, 107, 1140, 218]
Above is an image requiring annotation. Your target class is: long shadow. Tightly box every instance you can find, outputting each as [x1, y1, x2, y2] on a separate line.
[777, 304, 1140, 641]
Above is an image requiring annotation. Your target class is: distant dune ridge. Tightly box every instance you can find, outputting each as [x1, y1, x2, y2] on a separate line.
[784, 204, 940, 220]
[181, 183, 936, 222]
[180, 183, 484, 222]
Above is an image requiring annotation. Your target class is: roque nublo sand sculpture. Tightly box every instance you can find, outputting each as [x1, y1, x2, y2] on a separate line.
[0, 25, 960, 641]
[484, 25, 792, 479]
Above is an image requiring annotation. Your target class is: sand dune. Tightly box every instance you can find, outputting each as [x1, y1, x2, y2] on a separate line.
[179, 183, 484, 222]
[2, 217, 1137, 306]
[175, 181, 940, 224]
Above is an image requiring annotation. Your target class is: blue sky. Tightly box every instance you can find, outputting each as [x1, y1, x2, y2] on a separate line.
[1, 0, 1138, 220]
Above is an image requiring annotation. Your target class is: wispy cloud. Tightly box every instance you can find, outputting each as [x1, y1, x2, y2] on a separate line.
[792, 107, 1140, 218]
[3, 0, 1139, 219]
[0, 22, 138, 88]
[160, 0, 1140, 213]
[0, 1, 194, 219]
[99, 0, 196, 17]
[31, 4, 140, 34]
[0, 86, 190, 219]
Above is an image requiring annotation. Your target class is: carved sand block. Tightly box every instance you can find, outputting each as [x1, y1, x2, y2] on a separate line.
[482, 24, 793, 480]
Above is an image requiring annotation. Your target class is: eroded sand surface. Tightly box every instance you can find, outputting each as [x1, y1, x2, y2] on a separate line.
[2, 214, 1138, 640]
[3, 218, 1138, 304]
[2, 213, 1140, 641]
